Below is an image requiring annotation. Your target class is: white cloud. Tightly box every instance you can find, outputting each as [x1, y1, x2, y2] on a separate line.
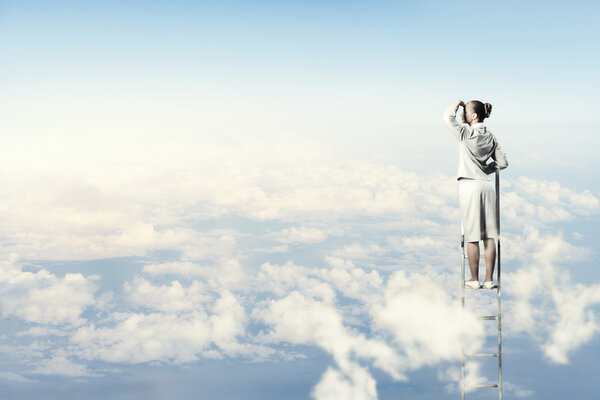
[332, 243, 387, 260]
[503, 381, 535, 398]
[312, 365, 377, 400]
[270, 226, 328, 244]
[504, 228, 600, 364]
[0, 134, 599, 397]
[70, 290, 270, 364]
[16, 327, 68, 337]
[255, 290, 404, 396]
[502, 177, 600, 226]
[255, 262, 492, 390]
[28, 355, 98, 377]
[143, 258, 246, 290]
[370, 271, 484, 370]
[124, 276, 212, 312]
[439, 362, 488, 394]
[0, 255, 98, 326]
[257, 262, 336, 302]
[1, 133, 596, 265]
[0, 371, 36, 382]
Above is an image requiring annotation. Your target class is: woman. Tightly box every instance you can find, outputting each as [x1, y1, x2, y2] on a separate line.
[443, 99, 508, 289]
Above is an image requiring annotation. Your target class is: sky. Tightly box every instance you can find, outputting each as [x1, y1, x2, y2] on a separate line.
[0, 0, 599, 399]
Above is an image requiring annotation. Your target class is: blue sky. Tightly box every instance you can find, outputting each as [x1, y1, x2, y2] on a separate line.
[0, 1, 599, 399]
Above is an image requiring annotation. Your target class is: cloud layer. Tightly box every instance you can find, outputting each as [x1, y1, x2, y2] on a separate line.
[0, 137, 598, 398]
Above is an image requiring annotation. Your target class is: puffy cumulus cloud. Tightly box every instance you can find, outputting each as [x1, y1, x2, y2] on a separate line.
[385, 235, 457, 268]
[143, 258, 246, 291]
[254, 290, 403, 398]
[0, 371, 36, 382]
[370, 271, 484, 371]
[544, 282, 600, 363]
[0, 255, 97, 326]
[0, 166, 242, 261]
[2, 132, 597, 264]
[16, 327, 68, 337]
[503, 381, 535, 398]
[257, 262, 337, 302]
[311, 364, 377, 400]
[269, 226, 328, 244]
[1, 134, 599, 397]
[439, 362, 488, 394]
[124, 276, 212, 312]
[504, 228, 600, 364]
[440, 363, 535, 398]
[501, 225, 591, 265]
[502, 177, 599, 226]
[515, 177, 599, 212]
[71, 311, 212, 364]
[70, 290, 272, 364]
[332, 243, 388, 260]
[28, 354, 98, 377]
[0, 137, 463, 260]
[257, 259, 383, 307]
[254, 261, 487, 396]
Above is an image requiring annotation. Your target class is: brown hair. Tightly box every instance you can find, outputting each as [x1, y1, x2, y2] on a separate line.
[467, 100, 492, 120]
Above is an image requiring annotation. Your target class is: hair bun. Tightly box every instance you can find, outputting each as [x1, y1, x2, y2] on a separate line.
[484, 103, 492, 118]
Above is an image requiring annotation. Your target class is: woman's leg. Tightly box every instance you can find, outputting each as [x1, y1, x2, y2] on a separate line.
[483, 238, 496, 282]
[466, 241, 480, 281]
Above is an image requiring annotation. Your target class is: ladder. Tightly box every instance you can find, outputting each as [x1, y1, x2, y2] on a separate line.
[460, 171, 502, 400]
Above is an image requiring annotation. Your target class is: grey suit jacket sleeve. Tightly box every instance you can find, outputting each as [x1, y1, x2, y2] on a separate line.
[492, 140, 509, 170]
[483, 135, 509, 174]
[442, 100, 469, 141]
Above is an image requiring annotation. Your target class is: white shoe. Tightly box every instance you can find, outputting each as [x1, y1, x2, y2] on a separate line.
[483, 281, 497, 289]
[465, 280, 482, 289]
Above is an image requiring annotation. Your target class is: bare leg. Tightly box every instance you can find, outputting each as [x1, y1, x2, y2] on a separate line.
[466, 241, 480, 281]
[483, 238, 496, 282]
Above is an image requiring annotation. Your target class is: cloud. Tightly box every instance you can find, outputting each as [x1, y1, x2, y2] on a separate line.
[503, 381, 535, 398]
[311, 364, 377, 400]
[332, 243, 387, 260]
[1, 135, 599, 397]
[1, 134, 597, 265]
[269, 226, 328, 244]
[254, 290, 403, 397]
[0, 371, 36, 382]
[70, 290, 272, 365]
[28, 355, 98, 377]
[439, 362, 488, 394]
[0, 255, 98, 326]
[254, 263, 487, 395]
[143, 258, 246, 290]
[504, 228, 600, 364]
[369, 271, 484, 371]
[502, 177, 599, 225]
[16, 327, 68, 337]
[124, 276, 212, 313]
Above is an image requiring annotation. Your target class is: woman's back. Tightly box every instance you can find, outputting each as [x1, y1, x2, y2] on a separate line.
[443, 100, 508, 181]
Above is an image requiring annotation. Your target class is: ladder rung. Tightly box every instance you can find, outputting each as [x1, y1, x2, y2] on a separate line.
[477, 315, 498, 320]
[464, 353, 499, 357]
[466, 383, 499, 389]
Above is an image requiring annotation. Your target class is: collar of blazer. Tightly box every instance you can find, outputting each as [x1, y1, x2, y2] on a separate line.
[470, 122, 486, 129]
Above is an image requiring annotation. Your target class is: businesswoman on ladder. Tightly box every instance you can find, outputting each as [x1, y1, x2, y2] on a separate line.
[443, 99, 509, 289]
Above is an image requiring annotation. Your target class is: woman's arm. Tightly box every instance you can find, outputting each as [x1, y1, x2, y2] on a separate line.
[442, 99, 469, 141]
[491, 135, 509, 170]
[483, 139, 509, 174]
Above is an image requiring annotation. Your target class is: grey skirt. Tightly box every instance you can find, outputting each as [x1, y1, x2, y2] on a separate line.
[458, 178, 498, 242]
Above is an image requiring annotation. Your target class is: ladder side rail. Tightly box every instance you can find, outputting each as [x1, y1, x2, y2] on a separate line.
[495, 171, 503, 400]
[460, 223, 466, 400]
